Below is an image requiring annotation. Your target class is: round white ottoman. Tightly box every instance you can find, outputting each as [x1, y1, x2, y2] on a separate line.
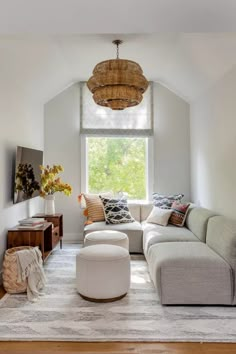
[84, 230, 129, 250]
[76, 244, 130, 302]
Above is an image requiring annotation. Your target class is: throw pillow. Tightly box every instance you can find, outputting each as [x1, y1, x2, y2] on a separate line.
[169, 201, 190, 227]
[146, 206, 172, 226]
[100, 197, 135, 224]
[153, 193, 184, 209]
[78, 192, 112, 223]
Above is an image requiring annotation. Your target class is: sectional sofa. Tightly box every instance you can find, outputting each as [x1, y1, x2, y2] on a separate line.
[84, 203, 236, 305]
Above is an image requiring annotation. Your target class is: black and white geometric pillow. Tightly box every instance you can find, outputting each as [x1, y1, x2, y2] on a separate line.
[153, 193, 184, 209]
[100, 197, 135, 224]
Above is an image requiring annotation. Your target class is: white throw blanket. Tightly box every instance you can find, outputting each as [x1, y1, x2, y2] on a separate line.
[16, 247, 46, 302]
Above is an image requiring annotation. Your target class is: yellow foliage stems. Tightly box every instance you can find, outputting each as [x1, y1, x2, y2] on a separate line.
[39, 164, 72, 197]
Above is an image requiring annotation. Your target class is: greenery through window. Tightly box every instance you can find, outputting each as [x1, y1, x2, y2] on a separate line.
[87, 137, 147, 200]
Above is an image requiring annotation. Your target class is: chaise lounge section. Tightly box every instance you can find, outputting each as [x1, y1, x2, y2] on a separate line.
[147, 215, 236, 305]
[83, 202, 236, 305]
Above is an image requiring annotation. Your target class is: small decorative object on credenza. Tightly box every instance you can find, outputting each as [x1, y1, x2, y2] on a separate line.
[17, 217, 45, 229]
[39, 164, 72, 215]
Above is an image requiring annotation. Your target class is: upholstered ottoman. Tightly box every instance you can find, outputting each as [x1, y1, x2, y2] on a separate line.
[76, 244, 130, 302]
[84, 230, 129, 250]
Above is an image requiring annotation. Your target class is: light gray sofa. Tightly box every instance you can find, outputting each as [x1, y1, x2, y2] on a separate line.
[84, 203, 147, 253]
[84, 203, 236, 305]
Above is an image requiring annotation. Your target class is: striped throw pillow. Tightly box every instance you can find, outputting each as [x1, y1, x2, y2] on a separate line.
[83, 193, 112, 222]
[169, 201, 190, 227]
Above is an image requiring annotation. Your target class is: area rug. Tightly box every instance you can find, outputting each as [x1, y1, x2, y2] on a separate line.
[0, 245, 236, 342]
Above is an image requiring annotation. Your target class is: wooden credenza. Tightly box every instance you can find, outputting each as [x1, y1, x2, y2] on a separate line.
[7, 214, 63, 262]
[7, 222, 53, 262]
[33, 213, 63, 249]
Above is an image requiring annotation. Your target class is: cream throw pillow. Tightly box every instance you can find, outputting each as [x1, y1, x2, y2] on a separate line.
[146, 206, 172, 226]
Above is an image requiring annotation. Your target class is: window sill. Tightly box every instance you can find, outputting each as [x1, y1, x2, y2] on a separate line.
[128, 200, 152, 204]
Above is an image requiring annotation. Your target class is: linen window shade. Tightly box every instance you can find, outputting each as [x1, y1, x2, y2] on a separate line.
[80, 82, 153, 136]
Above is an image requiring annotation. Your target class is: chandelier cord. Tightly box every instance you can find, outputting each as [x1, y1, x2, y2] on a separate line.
[116, 42, 119, 59]
[112, 39, 123, 59]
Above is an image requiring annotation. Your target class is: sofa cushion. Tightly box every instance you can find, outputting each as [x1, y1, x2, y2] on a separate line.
[206, 216, 236, 304]
[142, 221, 199, 256]
[84, 221, 143, 253]
[128, 203, 141, 222]
[185, 206, 217, 242]
[147, 242, 233, 305]
[140, 203, 153, 222]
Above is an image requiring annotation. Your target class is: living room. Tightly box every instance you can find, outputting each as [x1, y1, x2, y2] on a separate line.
[0, 0, 236, 353]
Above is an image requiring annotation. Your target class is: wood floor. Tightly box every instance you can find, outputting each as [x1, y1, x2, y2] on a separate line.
[0, 341, 236, 354]
[1, 286, 236, 354]
[0, 286, 5, 299]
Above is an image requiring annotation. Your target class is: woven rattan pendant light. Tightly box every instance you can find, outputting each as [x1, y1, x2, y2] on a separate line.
[87, 40, 149, 110]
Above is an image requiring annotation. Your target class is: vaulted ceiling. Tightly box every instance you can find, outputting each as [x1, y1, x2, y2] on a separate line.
[0, 1, 236, 105]
[0, 0, 235, 33]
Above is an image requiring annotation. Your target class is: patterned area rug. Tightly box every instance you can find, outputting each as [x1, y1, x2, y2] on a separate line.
[0, 245, 236, 342]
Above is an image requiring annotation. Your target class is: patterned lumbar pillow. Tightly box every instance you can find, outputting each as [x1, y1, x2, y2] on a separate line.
[78, 192, 113, 223]
[146, 206, 172, 226]
[153, 193, 184, 209]
[100, 197, 135, 224]
[169, 201, 190, 227]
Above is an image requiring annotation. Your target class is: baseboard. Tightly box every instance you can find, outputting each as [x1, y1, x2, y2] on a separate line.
[64, 233, 84, 243]
[63, 240, 83, 244]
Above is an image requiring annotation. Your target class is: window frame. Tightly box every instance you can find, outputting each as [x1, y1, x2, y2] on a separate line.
[80, 135, 154, 201]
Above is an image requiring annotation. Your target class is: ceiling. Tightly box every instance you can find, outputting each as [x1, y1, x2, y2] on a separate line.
[0, 1, 236, 104]
[0, 0, 236, 33]
[54, 33, 236, 102]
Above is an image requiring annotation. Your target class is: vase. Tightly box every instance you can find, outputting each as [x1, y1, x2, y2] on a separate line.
[44, 195, 55, 215]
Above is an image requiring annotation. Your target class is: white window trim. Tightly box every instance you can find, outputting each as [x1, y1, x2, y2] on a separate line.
[146, 136, 154, 201]
[80, 134, 88, 194]
[80, 135, 154, 202]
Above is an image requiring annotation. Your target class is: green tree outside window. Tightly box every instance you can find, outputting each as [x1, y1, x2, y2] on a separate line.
[87, 137, 146, 200]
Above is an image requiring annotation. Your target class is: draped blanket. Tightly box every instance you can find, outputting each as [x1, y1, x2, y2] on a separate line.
[16, 247, 46, 302]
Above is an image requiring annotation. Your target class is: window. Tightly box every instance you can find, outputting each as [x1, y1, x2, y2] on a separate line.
[80, 82, 154, 200]
[86, 137, 148, 200]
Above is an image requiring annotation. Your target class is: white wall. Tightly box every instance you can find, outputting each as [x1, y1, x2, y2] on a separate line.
[0, 86, 44, 277]
[44, 82, 190, 241]
[44, 84, 82, 242]
[153, 83, 190, 201]
[190, 65, 236, 219]
[0, 37, 73, 279]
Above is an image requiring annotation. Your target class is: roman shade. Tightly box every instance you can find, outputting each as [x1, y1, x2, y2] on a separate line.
[80, 81, 153, 136]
